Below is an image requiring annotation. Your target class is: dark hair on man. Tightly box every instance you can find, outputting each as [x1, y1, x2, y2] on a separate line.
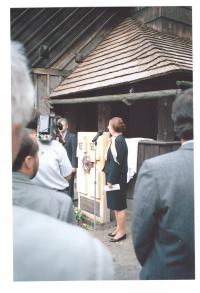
[171, 88, 193, 140]
[26, 108, 40, 130]
[12, 128, 39, 171]
[109, 117, 126, 133]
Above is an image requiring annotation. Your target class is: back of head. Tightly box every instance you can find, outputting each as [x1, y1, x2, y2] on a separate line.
[12, 128, 39, 172]
[109, 117, 126, 133]
[172, 88, 193, 140]
[11, 41, 34, 127]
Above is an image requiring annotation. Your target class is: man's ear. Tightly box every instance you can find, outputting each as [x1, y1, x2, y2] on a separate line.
[24, 156, 33, 170]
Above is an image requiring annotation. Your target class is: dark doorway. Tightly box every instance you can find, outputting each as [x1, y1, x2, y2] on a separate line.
[54, 103, 98, 133]
[110, 99, 158, 139]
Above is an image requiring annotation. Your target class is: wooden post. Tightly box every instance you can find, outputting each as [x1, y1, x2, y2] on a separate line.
[97, 103, 111, 131]
[157, 97, 175, 141]
[37, 74, 50, 114]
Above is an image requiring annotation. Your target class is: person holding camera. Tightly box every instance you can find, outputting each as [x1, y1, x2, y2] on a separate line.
[31, 116, 73, 195]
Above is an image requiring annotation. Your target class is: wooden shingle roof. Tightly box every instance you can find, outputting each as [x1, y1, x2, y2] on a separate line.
[50, 17, 192, 98]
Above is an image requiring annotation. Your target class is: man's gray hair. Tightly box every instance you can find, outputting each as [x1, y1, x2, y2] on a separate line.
[11, 41, 34, 126]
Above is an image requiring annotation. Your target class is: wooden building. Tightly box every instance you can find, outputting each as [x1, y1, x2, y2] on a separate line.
[11, 7, 192, 138]
[11, 7, 192, 201]
[49, 15, 192, 141]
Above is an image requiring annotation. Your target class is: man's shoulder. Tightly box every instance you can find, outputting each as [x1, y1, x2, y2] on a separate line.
[13, 206, 93, 245]
[13, 178, 65, 203]
[13, 206, 113, 280]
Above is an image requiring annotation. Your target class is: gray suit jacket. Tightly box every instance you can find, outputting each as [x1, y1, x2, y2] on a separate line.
[13, 206, 114, 281]
[132, 142, 194, 279]
[12, 171, 75, 224]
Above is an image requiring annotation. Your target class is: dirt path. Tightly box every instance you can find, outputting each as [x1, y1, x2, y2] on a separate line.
[88, 210, 141, 280]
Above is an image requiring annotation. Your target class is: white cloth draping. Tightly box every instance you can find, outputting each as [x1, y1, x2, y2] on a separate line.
[125, 137, 153, 183]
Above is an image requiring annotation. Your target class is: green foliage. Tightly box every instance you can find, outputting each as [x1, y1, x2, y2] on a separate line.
[74, 207, 84, 223]
[74, 207, 88, 229]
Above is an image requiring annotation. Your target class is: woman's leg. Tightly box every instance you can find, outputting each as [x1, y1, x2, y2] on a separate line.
[112, 211, 119, 234]
[109, 211, 119, 235]
[113, 209, 126, 239]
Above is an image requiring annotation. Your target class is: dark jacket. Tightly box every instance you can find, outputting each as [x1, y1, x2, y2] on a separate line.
[132, 142, 194, 279]
[64, 132, 78, 168]
[103, 134, 128, 184]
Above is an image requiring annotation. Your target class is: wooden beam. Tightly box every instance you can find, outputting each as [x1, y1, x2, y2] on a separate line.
[49, 89, 181, 105]
[32, 68, 71, 77]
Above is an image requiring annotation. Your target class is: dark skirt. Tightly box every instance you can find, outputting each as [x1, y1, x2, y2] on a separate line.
[106, 183, 127, 211]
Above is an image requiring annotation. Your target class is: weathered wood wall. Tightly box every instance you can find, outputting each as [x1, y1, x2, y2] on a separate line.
[127, 140, 181, 199]
[132, 6, 192, 39]
[157, 97, 175, 141]
[32, 69, 66, 113]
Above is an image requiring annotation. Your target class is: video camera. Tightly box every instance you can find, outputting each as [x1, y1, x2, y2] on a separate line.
[37, 113, 63, 143]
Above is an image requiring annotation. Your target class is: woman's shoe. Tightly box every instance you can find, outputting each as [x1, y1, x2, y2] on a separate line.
[108, 232, 116, 237]
[109, 234, 126, 242]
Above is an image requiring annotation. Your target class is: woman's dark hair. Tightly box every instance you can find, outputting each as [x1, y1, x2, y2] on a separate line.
[171, 88, 193, 140]
[12, 129, 39, 171]
[109, 117, 126, 133]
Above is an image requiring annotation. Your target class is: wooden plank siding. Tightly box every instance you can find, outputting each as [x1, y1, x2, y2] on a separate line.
[11, 7, 123, 69]
[50, 18, 192, 98]
[127, 140, 181, 199]
[33, 73, 63, 113]
[137, 140, 181, 170]
[132, 6, 192, 40]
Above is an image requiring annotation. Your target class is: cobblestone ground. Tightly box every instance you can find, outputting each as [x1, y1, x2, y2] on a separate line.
[88, 210, 141, 280]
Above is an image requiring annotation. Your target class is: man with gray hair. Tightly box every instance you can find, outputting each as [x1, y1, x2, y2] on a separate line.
[12, 41, 114, 281]
[132, 88, 194, 279]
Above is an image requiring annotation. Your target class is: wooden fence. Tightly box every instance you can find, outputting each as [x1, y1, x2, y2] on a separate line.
[127, 140, 181, 199]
